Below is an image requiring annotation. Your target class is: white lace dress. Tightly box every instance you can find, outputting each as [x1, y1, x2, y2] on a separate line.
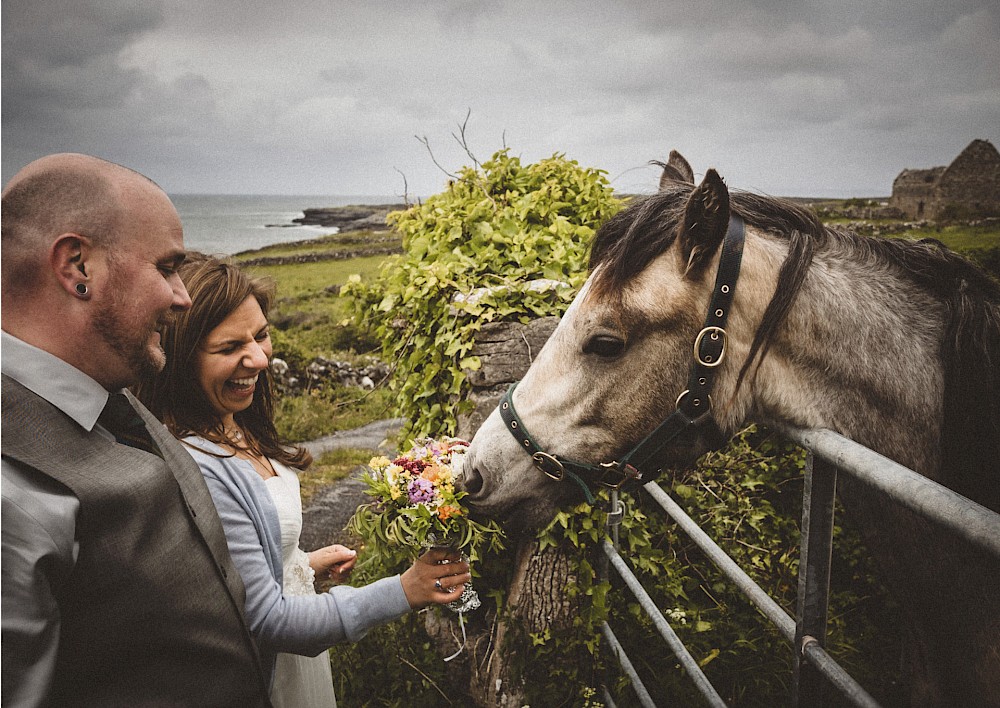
[265, 461, 338, 708]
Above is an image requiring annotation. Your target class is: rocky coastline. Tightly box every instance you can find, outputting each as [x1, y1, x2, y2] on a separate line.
[241, 203, 407, 265]
[290, 203, 406, 232]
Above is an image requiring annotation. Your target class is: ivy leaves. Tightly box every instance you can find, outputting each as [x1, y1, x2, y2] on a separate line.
[347, 148, 622, 437]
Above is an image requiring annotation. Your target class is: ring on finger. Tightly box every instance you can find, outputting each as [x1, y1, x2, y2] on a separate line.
[434, 579, 443, 591]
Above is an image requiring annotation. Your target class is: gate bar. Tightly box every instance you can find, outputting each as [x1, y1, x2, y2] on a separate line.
[794, 455, 837, 705]
[600, 621, 657, 708]
[602, 540, 728, 708]
[801, 636, 881, 708]
[642, 482, 796, 641]
[781, 427, 1000, 556]
[644, 477, 884, 707]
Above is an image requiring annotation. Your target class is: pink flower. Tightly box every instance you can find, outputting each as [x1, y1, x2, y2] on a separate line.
[394, 456, 427, 475]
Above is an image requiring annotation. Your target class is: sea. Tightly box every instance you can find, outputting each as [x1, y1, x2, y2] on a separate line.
[171, 194, 400, 256]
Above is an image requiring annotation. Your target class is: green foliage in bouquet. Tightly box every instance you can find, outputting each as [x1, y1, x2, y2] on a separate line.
[347, 438, 504, 568]
[345, 148, 623, 438]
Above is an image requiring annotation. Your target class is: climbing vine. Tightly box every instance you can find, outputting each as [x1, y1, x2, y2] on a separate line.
[518, 426, 900, 705]
[329, 426, 900, 705]
[346, 148, 622, 438]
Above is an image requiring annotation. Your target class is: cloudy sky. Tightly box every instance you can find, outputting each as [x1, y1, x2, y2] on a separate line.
[3, 0, 998, 198]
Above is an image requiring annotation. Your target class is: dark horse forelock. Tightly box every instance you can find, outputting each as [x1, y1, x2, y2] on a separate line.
[589, 188, 1000, 512]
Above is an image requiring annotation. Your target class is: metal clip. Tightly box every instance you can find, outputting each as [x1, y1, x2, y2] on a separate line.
[598, 461, 642, 490]
[606, 496, 626, 529]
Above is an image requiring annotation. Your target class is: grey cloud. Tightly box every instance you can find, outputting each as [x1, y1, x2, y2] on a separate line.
[3, 0, 997, 196]
[3, 0, 163, 67]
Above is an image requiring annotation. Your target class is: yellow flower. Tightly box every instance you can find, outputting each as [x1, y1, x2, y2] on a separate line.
[369, 456, 391, 469]
[385, 464, 406, 487]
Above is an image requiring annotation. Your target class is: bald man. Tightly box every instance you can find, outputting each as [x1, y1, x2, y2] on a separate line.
[1, 154, 271, 707]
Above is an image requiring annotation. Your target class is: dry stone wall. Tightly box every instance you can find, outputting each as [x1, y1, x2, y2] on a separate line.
[456, 316, 559, 439]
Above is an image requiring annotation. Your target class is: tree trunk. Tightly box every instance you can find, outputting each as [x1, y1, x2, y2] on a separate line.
[425, 538, 580, 706]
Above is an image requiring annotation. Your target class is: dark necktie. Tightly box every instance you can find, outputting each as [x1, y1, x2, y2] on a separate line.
[98, 393, 163, 459]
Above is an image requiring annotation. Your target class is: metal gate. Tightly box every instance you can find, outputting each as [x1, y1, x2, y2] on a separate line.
[597, 427, 1000, 707]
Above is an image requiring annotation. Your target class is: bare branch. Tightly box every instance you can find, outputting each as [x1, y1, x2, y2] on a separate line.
[451, 108, 480, 169]
[393, 167, 411, 207]
[415, 135, 459, 180]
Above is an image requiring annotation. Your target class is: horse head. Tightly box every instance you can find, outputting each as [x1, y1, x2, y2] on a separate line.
[462, 157, 765, 531]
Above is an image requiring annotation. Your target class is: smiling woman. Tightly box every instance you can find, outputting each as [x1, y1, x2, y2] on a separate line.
[194, 295, 272, 434]
[133, 252, 473, 708]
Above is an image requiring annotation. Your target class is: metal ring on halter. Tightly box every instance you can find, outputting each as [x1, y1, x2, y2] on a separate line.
[693, 326, 727, 367]
[675, 389, 713, 415]
[598, 461, 642, 490]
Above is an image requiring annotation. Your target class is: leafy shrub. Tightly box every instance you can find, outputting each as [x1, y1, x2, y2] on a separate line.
[329, 426, 900, 705]
[533, 426, 900, 706]
[346, 148, 622, 438]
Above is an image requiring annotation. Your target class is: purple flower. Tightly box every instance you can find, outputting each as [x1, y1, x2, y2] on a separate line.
[407, 477, 435, 505]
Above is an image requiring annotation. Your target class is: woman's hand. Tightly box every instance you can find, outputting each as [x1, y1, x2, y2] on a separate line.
[308, 544, 357, 585]
[400, 547, 471, 609]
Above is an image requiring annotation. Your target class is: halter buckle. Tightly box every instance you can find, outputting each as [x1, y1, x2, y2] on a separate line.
[532, 451, 566, 481]
[693, 326, 727, 367]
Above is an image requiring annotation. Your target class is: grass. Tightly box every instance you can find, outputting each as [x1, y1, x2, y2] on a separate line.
[237, 230, 400, 260]
[255, 206, 998, 449]
[243, 254, 388, 299]
[274, 384, 396, 443]
[897, 221, 1000, 251]
[298, 447, 376, 507]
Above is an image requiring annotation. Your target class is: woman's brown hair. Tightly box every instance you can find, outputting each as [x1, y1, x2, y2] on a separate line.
[134, 252, 312, 469]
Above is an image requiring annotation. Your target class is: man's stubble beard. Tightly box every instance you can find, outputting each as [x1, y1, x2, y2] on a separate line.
[92, 270, 168, 386]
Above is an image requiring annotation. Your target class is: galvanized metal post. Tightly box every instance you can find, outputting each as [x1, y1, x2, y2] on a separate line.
[794, 452, 838, 706]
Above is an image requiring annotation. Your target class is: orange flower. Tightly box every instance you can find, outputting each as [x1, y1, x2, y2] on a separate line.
[421, 465, 442, 483]
[437, 505, 461, 521]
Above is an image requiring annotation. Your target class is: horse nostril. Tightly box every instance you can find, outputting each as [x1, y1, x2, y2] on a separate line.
[463, 465, 484, 496]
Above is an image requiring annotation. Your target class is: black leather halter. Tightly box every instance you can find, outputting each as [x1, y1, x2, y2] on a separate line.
[498, 216, 746, 503]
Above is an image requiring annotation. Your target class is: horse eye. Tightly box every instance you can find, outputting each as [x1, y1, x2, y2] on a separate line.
[583, 334, 625, 357]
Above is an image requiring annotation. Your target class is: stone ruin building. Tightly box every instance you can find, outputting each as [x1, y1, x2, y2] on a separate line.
[889, 139, 1000, 220]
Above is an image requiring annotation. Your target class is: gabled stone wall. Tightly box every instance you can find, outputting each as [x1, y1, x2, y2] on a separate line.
[890, 139, 1000, 220]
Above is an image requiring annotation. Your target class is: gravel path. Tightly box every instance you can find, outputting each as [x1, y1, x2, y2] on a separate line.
[298, 418, 404, 551]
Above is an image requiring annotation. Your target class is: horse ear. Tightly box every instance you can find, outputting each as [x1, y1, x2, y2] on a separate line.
[677, 168, 730, 277]
[658, 150, 695, 190]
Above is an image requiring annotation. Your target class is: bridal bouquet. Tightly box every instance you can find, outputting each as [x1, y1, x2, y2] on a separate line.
[347, 437, 504, 614]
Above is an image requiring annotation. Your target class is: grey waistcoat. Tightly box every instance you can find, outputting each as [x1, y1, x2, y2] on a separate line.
[2, 376, 271, 707]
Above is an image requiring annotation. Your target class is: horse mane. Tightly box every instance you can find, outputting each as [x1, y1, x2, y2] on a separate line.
[590, 189, 1000, 511]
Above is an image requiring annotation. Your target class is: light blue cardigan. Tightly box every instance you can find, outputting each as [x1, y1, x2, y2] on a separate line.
[184, 437, 411, 687]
